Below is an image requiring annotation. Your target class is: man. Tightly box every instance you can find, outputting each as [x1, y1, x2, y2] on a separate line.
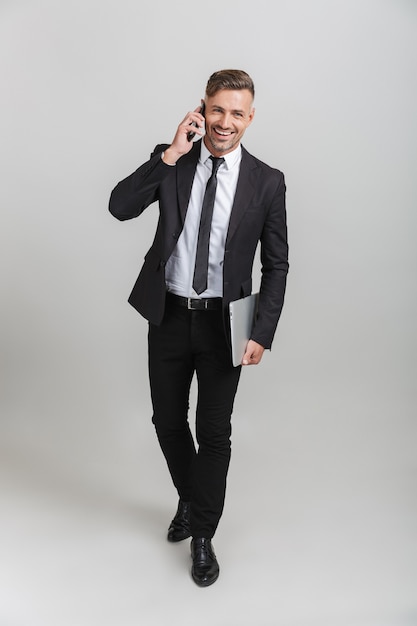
[109, 69, 288, 587]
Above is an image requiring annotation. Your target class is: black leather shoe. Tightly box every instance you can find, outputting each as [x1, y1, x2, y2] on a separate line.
[191, 538, 219, 587]
[167, 500, 191, 542]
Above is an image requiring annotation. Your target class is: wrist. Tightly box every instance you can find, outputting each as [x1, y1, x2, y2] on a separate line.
[161, 147, 180, 165]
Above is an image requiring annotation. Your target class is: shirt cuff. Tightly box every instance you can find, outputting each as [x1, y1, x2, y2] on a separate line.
[161, 152, 176, 166]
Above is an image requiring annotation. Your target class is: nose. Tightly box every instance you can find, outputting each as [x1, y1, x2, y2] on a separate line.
[219, 112, 231, 128]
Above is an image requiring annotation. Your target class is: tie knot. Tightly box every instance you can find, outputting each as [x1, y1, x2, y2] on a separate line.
[209, 156, 224, 175]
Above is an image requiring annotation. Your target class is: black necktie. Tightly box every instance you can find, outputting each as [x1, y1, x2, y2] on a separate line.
[192, 156, 225, 295]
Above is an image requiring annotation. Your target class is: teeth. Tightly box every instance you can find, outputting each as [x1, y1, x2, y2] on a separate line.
[216, 129, 231, 136]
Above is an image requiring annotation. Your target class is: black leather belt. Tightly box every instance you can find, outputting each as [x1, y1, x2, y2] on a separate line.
[167, 292, 222, 311]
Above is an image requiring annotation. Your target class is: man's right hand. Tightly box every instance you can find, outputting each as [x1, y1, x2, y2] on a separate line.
[162, 105, 205, 165]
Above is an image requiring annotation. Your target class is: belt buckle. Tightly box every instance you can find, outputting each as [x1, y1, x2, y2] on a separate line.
[187, 297, 207, 310]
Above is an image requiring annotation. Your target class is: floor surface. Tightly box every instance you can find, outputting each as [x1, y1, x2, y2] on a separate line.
[1, 385, 416, 626]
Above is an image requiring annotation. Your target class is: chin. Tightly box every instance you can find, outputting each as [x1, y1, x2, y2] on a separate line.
[208, 135, 235, 153]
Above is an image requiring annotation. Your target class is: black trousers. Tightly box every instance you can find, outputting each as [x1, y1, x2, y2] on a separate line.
[148, 295, 241, 538]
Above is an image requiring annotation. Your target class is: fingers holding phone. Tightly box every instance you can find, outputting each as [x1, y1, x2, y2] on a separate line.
[162, 102, 205, 165]
[187, 101, 206, 141]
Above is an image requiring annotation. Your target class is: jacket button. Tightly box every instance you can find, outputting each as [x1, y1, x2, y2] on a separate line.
[160, 260, 166, 267]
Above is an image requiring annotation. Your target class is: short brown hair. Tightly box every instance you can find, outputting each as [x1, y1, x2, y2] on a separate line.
[205, 69, 255, 99]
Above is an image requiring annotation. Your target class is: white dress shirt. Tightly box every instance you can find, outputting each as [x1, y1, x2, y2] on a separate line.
[165, 142, 242, 298]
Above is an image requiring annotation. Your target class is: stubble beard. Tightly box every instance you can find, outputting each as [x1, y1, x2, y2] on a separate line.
[206, 131, 238, 154]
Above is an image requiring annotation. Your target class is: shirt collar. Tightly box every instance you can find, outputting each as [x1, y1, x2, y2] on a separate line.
[200, 141, 242, 171]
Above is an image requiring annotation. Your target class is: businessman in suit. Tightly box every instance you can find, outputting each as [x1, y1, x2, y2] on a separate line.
[109, 69, 288, 586]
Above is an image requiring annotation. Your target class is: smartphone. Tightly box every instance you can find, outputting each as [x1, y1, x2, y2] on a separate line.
[187, 102, 205, 142]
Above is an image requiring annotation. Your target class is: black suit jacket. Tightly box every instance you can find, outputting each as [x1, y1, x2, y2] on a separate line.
[109, 140, 288, 349]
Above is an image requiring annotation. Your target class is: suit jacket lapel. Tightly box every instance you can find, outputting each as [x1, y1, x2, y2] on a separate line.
[176, 141, 200, 223]
[175, 142, 258, 238]
[226, 146, 258, 244]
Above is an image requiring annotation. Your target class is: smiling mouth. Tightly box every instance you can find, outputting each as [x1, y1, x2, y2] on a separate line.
[214, 128, 233, 137]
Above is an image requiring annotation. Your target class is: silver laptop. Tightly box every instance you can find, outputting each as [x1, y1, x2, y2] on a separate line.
[229, 293, 259, 367]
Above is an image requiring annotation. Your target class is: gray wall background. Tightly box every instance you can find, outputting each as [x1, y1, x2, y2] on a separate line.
[1, 1, 416, 624]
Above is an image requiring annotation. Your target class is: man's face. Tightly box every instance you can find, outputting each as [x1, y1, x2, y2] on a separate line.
[203, 89, 255, 156]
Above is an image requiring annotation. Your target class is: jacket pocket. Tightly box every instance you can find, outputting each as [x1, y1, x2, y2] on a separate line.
[240, 278, 252, 298]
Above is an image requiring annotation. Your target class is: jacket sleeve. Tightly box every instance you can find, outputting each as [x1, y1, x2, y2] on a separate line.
[250, 172, 289, 349]
[108, 144, 171, 221]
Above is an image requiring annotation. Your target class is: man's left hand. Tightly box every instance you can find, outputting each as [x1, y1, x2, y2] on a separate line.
[242, 340, 265, 366]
